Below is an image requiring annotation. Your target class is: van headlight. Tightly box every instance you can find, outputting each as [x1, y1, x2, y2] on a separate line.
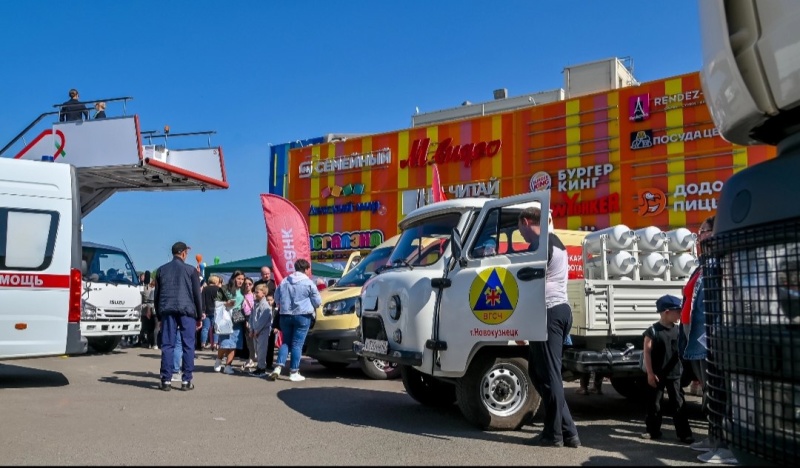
[322, 297, 358, 316]
[82, 301, 97, 320]
[388, 295, 401, 320]
[132, 304, 142, 319]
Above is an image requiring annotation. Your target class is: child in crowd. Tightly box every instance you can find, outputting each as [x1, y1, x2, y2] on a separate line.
[642, 294, 694, 443]
[248, 286, 273, 377]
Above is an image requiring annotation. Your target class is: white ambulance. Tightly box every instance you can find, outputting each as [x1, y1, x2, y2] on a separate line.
[0, 158, 88, 359]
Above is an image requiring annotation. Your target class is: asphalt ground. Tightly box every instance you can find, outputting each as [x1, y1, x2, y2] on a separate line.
[0, 346, 711, 466]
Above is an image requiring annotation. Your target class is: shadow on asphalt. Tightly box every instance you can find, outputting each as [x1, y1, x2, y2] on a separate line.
[276, 386, 520, 444]
[277, 385, 708, 464]
[0, 363, 69, 388]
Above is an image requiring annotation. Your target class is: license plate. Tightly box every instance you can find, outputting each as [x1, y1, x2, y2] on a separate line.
[363, 338, 388, 354]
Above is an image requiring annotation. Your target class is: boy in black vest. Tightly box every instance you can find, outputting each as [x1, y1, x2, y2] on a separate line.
[641, 294, 694, 443]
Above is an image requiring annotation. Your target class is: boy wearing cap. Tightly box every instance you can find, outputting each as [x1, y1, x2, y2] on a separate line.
[642, 294, 694, 443]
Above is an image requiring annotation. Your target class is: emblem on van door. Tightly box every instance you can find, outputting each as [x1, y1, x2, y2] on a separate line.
[469, 267, 519, 325]
[110, 300, 125, 305]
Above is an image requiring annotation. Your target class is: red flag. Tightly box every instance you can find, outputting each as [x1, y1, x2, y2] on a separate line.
[431, 164, 447, 203]
[260, 194, 312, 285]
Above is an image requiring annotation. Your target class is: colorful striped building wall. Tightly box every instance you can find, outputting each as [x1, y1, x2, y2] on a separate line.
[285, 72, 775, 261]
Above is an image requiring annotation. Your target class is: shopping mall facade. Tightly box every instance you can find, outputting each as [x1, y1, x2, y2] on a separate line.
[270, 59, 776, 262]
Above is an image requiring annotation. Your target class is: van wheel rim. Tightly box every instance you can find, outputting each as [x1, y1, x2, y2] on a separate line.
[370, 358, 396, 373]
[480, 364, 527, 417]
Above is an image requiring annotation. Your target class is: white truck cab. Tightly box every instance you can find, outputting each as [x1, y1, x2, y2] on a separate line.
[355, 192, 553, 430]
[80, 242, 143, 352]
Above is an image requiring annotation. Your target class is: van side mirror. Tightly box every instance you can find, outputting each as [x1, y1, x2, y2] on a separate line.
[81, 260, 88, 276]
[144, 271, 151, 285]
[451, 228, 464, 266]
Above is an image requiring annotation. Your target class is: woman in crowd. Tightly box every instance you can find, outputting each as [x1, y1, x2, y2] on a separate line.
[214, 271, 245, 375]
[201, 275, 221, 350]
[241, 277, 257, 369]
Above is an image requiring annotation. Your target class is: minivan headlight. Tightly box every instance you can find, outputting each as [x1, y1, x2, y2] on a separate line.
[322, 297, 358, 316]
[388, 295, 401, 320]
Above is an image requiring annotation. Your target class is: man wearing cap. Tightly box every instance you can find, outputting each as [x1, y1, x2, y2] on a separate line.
[154, 241, 203, 391]
[641, 294, 694, 443]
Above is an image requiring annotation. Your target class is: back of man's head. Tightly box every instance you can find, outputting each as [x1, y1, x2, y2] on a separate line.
[519, 207, 542, 224]
[294, 259, 311, 273]
[69, 88, 79, 98]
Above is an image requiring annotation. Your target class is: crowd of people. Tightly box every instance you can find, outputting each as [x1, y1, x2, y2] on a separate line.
[137, 243, 324, 391]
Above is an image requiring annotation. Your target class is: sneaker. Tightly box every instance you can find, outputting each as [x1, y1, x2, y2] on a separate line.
[698, 448, 738, 464]
[289, 372, 306, 382]
[244, 360, 256, 369]
[171, 374, 182, 382]
[153, 345, 159, 350]
[159, 381, 171, 391]
[250, 368, 267, 377]
[181, 381, 194, 391]
[691, 438, 715, 452]
[589, 387, 603, 395]
[266, 366, 282, 381]
[680, 436, 696, 444]
[223, 365, 235, 375]
[641, 432, 662, 440]
[575, 387, 590, 395]
[213, 359, 222, 372]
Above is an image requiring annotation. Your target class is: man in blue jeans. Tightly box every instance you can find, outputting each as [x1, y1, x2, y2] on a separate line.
[154, 241, 203, 391]
[268, 259, 322, 382]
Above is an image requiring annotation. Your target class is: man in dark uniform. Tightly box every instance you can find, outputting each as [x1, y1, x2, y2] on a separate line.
[155, 242, 203, 391]
[518, 207, 580, 448]
[254, 266, 279, 368]
[59, 89, 89, 122]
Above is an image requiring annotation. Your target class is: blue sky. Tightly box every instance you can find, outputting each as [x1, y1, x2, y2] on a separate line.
[0, 0, 703, 272]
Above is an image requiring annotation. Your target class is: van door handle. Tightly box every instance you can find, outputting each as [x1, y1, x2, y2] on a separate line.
[517, 267, 544, 281]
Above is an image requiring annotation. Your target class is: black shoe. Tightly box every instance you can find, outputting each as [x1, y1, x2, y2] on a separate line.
[679, 436, 695, 444]
[641, 432, 662, 440]
[159, 381, 171, 391]
[532, 436, 564, 447]
[250, 368, 267, 377]
[564, 435, 581, 448]
[181, 381, 194, 391]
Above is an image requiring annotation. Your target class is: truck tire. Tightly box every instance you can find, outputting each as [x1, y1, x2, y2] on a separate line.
[89, 336, 121, 354]
[610, 376, 646, 400]
[317, 360, 350, 370]
[361, 357, 401, 380]
[400, 365, 456, 406]
[455, 354, 539, 431]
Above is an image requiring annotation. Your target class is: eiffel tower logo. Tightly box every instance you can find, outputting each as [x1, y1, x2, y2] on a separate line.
[629, 94, 650, 122]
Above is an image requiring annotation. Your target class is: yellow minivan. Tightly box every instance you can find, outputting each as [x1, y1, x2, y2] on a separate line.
[305, 235, 400, 379]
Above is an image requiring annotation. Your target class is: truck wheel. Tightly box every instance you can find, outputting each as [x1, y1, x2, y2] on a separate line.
[89, 337, 121, 354]
[360, 356, 401, 380]
[317, 360, 350, 370]
[455, 355, 539, 431]
[400, 365, 456, 406]
[610, 376, 646, 400]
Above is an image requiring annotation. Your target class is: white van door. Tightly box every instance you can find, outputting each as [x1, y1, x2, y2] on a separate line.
[0, 204, 72, 358]
[435, 191, 551, 373]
